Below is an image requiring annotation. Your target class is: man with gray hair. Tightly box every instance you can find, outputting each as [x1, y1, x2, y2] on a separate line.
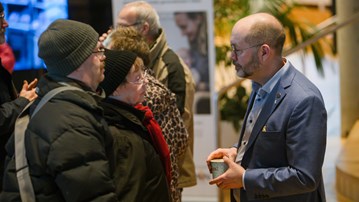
[0, 19, 118, 201]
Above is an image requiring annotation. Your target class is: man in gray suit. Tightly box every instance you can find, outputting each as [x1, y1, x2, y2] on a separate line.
[207, 13, 327, 202]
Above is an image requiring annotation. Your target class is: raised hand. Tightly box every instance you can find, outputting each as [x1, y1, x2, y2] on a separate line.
[19, 78, 38, 102]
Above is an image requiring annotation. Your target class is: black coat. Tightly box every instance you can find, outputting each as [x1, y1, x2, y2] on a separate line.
[0, 63, 29, 191]
[100, 98, 170, 202]
[0, 75, 117, 202]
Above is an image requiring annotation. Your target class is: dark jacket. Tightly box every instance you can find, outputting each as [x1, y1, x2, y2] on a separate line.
[0, 62, 29, 191]
[100, 98, 170, 202]
[0, 75, 117, 202]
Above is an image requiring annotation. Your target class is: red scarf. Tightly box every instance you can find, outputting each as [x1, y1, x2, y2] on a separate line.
[135, 104, 172, 186]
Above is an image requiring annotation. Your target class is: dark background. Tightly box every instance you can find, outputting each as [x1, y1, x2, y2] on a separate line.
[12, 0, 113, 91]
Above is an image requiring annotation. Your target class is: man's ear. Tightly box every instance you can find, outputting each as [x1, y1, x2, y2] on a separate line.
[141, 21, 150, 35]
[258, 44, 271, 63]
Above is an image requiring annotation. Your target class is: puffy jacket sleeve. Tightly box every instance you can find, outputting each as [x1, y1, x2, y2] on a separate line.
[0, 97, 29, 135]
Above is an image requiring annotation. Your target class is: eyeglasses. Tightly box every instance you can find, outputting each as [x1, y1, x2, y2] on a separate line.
[117, 21, 142, 28]
[92, 48, 105, 59]
[231, 43, 263, 59]
[126, 69, 148, 85]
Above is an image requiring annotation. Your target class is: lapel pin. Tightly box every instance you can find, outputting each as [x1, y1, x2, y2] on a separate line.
[275, 93, 281, 104]
[262, 125, 267, 132]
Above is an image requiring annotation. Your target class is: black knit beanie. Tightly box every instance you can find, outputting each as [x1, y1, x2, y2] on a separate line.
[38, 19, 99, 77]
[100, 49, 137, 96]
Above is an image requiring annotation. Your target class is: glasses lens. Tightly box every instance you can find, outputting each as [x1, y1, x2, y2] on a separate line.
[127, 69, 147, 85]
[93, 48, 105, 59]
[138, 70, 146, 84]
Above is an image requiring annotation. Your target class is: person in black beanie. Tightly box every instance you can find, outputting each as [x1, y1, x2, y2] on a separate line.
[0, 19, 118, 201]
[0, 2, 38, 192]
[100, 49, 171, 202]
[116, 2, 197, 193]
[102, 27, 188, 202]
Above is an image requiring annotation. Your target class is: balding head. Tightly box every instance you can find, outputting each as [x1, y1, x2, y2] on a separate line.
[117, 1, 161, 39]
[232, 13, 286, 55]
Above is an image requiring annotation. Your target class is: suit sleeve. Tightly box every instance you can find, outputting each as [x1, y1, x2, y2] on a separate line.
[244, 95, 327, 199]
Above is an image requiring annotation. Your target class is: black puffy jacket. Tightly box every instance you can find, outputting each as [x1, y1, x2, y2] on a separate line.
[100, 98, 170, 202]
[0, 75, 117, 202]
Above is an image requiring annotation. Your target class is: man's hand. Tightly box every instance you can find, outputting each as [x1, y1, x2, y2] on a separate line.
[99, 28, 113, 46]
[206, 147, 237, 174]
[19, 78, 38, 102]
[209, 156, 245, 189]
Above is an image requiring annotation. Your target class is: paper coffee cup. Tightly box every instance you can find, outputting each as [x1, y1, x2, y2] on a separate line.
[210, 159, 228, 179]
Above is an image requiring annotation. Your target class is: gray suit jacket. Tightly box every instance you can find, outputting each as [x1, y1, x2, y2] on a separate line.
[233, 63, 327, 202]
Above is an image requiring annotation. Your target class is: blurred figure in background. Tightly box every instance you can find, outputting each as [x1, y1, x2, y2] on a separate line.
[174, 12, 209, 92]
[0, 42, 15, 74]
[0, 2, 37, 192]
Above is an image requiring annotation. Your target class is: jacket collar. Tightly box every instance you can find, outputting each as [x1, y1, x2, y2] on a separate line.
[242, 63, 297, 157]
[34, 74, 103, 113]
[101, 98, 146, 131]
[148, 28, 167, 70]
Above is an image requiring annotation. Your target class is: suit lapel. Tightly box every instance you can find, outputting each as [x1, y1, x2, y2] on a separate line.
[245, 65, 296, 152]
[237, 90, 257, 148]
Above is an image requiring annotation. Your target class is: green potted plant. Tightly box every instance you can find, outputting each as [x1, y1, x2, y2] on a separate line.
[218, 84, 249, 132]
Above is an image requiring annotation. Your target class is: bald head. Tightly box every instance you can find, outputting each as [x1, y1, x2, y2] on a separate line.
[232, 13, 286, 55]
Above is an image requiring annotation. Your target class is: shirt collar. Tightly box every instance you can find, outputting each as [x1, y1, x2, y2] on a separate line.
[253, 58, 289, 95]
